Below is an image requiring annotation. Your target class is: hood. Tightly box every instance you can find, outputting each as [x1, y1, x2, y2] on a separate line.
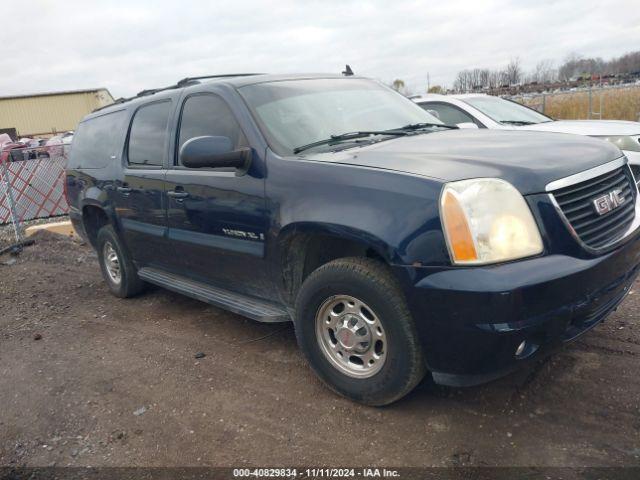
[520, 119, 640, 137]
[305, 129, 623, 195]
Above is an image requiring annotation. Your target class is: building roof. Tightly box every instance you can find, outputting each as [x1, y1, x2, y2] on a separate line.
[0, 88, 115, 137]
[0, 88, 113, 101]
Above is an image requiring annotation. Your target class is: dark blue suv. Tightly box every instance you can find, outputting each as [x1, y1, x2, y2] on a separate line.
[66, 74, 640, 405]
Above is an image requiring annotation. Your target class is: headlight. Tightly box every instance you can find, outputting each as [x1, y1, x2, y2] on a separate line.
[598, 135, 640, 153]
[440, 178, 543, 265]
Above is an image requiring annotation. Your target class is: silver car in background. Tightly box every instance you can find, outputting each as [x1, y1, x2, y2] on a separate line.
[412, 93, 640, 180]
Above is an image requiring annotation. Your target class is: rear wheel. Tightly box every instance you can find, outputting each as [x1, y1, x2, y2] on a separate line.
[294, 257, 426, 406]
[96, 225, 145, 298]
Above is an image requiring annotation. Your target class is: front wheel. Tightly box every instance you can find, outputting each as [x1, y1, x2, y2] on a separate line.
[294, 257, 426, 406]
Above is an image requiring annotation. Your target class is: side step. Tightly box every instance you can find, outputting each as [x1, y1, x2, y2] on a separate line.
[138, 267, 291, 323]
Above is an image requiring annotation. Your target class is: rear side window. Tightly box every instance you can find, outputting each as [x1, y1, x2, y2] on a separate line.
[177, 94, 247, 165]
[68, 110, 127, 169]
[127, 101, 172, 167]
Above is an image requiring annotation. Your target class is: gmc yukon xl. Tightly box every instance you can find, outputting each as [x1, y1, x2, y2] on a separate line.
[66, 74, 640, 405]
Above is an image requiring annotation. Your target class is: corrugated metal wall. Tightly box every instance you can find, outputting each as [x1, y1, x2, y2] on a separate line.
[0, 89, 114, 137]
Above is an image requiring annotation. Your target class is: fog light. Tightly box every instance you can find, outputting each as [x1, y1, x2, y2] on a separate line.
[515, 341, 527, 357]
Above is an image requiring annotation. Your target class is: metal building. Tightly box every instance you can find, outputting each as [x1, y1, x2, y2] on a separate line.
[0, 88, 114, 138]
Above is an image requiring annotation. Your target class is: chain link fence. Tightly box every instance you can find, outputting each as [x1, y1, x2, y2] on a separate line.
[508, 84, 640, 122]
[0, 145, 70, 251]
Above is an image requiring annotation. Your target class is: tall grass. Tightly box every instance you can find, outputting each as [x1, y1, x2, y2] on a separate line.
[520, 86, 640, 122]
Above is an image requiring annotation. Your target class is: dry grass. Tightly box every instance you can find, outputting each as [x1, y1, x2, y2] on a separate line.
[520, 86, 640, 121]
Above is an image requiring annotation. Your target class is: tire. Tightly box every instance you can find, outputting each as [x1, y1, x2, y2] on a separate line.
[96, 225, 145, 298]
[294, 257, 426, 406]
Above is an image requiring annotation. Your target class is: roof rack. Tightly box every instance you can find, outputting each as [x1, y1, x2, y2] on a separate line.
[176, 73, 264, 87]
[92, 73, 264, 113]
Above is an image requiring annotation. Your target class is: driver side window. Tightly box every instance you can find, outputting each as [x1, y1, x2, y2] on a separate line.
[177, 94, 247, 165]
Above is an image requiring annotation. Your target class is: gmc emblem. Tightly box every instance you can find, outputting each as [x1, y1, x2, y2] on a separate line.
[592, 189, 626, 216]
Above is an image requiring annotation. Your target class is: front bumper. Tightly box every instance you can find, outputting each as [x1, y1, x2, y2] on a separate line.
[395, 228, 640, 387]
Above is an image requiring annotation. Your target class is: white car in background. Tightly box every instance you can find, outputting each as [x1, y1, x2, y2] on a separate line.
[412, 93, 640, 180]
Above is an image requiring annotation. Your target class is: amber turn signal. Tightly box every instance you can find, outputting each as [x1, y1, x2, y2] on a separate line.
[441, 190, 478, 262]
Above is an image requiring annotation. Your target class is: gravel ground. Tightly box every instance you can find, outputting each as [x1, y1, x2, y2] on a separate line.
[0, 232, 639, 468]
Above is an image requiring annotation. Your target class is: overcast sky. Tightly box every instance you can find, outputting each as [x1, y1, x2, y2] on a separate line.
[2, 0, 639, 98]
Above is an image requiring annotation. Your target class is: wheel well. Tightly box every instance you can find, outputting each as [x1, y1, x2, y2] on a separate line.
[82, 206, 109, 247]
[280, 232, 386, 305]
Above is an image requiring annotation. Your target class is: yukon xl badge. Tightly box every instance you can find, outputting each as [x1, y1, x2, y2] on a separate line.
[222, 228, 265, 241]
[592, 189, 626, 216]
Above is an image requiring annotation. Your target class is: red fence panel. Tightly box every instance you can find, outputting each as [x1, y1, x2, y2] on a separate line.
[0, 151, 69, 225]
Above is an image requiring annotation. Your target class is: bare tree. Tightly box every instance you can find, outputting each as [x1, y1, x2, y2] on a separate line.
[479, 69, 492, 88]
[487, 70, 502, 89]
[503, 57, 523, 85]
[392, 79, 406, 93]
[558, 52, 582, 81]
[452, 49, 640, 92]
[470, 68, 485, 90]
[612, 51, 640, 74]
[454, 67, 505, 92]
[530, 59, 557, 83]
[453, 71, 470, 92]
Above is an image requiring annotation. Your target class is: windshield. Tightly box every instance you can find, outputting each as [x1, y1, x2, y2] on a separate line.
[461, 96, 552, 125]
[239, 78, 444, 155]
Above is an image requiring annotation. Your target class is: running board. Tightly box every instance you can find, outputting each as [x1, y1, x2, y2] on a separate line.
[137, 267, 291, 323]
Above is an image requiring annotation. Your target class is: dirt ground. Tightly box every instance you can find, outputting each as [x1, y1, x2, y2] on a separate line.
[1, 232, 639, 468]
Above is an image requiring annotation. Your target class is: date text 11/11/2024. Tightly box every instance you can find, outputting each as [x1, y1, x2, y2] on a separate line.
[232, 468, 401, 478]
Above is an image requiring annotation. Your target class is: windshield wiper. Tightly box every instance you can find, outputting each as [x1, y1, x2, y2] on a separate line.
[293, 131, 407, 154]
[500, 120, 537, 125]
[395, 122, 458, 131]
[292, 123, 457, 154]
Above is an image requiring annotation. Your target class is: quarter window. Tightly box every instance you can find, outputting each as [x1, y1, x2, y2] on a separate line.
[177, 94, 247, 165]
[70, 110, 127, 169]
[127, 101, 172, 167]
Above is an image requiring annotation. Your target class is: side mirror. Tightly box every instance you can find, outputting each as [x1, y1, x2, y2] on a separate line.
[456, 122, 479, 129]
[180, 136, 251, 173]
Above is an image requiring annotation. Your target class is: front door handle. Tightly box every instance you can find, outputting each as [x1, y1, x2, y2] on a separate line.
[117, 186, 132, 194]
[167, 191, 189, 199]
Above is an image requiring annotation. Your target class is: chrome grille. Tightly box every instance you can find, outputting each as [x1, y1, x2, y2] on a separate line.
[630, 164, 640, 185]
[551, 165, 636, 250]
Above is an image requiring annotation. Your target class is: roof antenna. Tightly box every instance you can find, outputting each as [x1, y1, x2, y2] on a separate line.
[342, 65, 354, 76]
